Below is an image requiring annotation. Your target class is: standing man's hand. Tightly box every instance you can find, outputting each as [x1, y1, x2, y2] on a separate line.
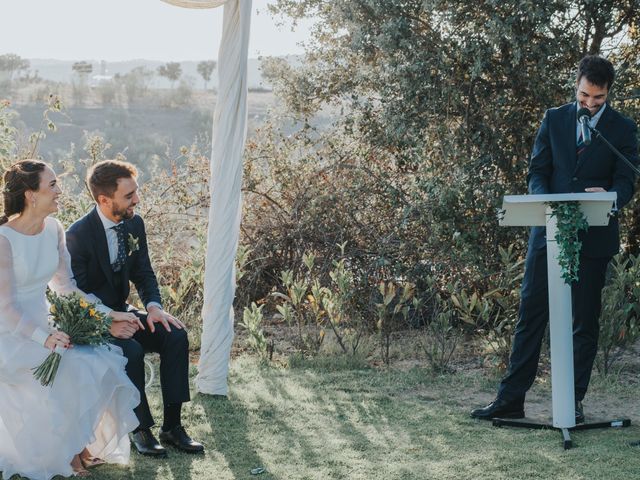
[146, 305, 186, 333]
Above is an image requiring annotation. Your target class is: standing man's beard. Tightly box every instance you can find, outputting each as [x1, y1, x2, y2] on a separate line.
[112, 204, 134, 221]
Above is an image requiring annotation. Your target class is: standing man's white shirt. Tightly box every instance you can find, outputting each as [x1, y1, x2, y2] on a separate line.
[576, 102, 606, 142]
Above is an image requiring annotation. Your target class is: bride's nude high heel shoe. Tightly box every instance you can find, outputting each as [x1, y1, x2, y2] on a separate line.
[80, 448, 105, 469]
[71, 454, 91, 477]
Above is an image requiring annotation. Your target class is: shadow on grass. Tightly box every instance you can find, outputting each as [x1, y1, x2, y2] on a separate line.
[195, 394, 274, 480]
[76, 454, 172, 480]
[254, 365, 406, 476]
[252, 361, 567, 478]
[87, 356, 640, 479]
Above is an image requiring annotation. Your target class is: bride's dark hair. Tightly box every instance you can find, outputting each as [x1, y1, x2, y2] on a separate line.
[1, 160, 47, 225]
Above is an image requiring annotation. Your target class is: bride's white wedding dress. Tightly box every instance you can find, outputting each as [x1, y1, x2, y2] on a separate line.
[0, 216, 139, 480]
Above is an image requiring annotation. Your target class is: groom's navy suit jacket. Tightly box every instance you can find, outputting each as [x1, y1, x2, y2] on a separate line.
[527, 101, 638, 258]
[66, 207, 162, 311]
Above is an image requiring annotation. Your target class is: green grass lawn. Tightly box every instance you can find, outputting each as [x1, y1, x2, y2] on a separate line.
[86, 356, 640, 480]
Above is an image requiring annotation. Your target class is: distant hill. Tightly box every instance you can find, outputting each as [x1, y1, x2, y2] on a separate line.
[25, 55, 300, 89]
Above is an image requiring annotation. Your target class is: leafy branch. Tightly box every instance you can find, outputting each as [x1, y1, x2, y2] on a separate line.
[549, 201, 589, 284]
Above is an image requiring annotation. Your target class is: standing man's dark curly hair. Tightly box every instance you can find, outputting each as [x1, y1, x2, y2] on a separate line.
[576, 55, 615, 91]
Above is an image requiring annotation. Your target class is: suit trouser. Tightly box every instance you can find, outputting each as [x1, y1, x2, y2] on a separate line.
[111, 310, 191, 429]
[497, 246, 610, 403]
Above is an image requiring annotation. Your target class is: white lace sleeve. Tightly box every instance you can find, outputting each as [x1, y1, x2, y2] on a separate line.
[0, 234, 50, 345]
[49, 219, 112, 317]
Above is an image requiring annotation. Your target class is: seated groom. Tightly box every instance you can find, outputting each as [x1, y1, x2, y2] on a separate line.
[66, 160, 204, 456]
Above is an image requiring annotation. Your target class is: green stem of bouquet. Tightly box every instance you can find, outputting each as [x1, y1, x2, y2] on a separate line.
[32, 351, 62, 387]
[549, 201, 589, 284]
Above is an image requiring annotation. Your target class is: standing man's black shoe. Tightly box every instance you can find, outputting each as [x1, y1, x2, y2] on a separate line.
[471, 398, 525, 420]
[575, 400, 585, 424]
[159, 425, 205, 454]
[629, 440, 640, 447]
[130, 429, 168, 457]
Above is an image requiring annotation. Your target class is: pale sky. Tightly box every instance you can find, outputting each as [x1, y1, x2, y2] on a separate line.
[0, 0, 312, 61]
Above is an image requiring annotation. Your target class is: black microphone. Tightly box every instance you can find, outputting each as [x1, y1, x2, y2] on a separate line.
[577, 107, 592, 146]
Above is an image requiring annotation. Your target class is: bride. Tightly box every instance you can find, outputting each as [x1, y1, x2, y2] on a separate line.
[0, 160, 140, 479]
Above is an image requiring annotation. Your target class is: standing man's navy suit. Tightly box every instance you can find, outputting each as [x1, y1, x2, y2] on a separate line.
[472, 55, 638, 421]
[526, 102, 637, 257]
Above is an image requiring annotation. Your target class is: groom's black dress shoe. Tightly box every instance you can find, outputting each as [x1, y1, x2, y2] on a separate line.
[575, 400, 585, 424]
[159, 425, 205, 454]
[130, 429, 168, 457]
[470, 398, 525, 420]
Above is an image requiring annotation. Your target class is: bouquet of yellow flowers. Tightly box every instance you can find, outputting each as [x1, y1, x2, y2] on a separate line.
[32, 291, 112, 387]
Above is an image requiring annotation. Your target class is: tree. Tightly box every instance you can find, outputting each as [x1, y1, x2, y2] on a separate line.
[71, 61, 93, 106]
[117, 66, 154, 105]
[265, 0, 640, 278]
[0, 100, 17, 164]
[197, 60, 216, 90]
[97, 80, 118, 106]
[157, 62, 182, 89]
[0, 54, 30, 84]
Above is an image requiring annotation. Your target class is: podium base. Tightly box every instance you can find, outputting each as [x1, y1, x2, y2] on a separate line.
[491, 417, 631, 450]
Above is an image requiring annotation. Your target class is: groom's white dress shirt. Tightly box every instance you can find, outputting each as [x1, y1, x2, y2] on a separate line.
[96, 207, 162, 312]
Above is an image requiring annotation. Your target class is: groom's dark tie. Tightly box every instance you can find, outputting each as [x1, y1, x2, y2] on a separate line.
[111, 223, 126, 272]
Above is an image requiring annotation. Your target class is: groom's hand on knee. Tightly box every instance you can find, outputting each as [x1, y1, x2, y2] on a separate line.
[146, 306, 186, 333]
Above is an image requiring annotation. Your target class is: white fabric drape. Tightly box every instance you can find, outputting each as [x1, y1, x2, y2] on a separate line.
[196, 0, 252, 395]
[196, 0, 251, 395]
[160, 0, 227, 8]
[161, 0, 251, 395]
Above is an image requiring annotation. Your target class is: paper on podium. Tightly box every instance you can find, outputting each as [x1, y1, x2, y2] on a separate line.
[498, 192, 617, 227]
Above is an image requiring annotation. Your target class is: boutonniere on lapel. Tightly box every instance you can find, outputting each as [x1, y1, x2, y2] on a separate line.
[127, 233, 140, 256]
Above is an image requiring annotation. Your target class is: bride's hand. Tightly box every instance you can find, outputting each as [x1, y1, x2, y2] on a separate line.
[44, 331, 70, 350]
[110, 311, 145, 329]
[108, 311, 145, 339]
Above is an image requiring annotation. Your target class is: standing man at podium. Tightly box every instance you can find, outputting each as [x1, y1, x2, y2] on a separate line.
[471, 55, 638, 422]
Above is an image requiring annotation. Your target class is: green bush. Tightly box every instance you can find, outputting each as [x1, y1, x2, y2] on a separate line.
[597, 254, 640, 375]
[273, 247, 368, 356]
[239, 302, 269, 361]
[0, 99, 17, 166]
[375, 280, 415, 366]
[449, 244, 524, 368]
[417, 291, 462, 374]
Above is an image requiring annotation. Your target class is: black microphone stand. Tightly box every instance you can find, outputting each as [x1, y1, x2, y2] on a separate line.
[588, 125, 640, 177]
[589, 127, 640, 447]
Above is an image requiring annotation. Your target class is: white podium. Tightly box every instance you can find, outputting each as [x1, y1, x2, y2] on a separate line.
[495, 192, 630, 449]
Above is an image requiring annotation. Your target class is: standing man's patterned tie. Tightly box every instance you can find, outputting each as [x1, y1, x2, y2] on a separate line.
[111, 223, 126, 272]
[577, 132, 586, 158]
